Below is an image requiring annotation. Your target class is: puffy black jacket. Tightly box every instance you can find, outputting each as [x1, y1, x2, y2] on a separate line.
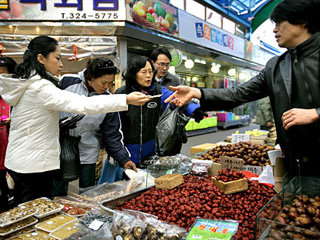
[200, 32, 320, 176]
[116, 82, 200, 164]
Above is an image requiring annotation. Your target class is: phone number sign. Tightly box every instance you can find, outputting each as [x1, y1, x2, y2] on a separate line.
[0, 0, 125, 21]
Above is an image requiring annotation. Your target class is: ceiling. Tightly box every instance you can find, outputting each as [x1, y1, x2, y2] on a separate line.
[200, 0, 282, 32]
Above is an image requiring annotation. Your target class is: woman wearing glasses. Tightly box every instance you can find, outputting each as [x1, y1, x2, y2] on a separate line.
[53, 58, 137, 195]
[115, 56, 205, 166]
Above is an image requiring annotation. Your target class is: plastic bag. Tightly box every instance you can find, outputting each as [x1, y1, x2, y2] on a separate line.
[156, 105, 190, 156]
[60, 131, 81, 181]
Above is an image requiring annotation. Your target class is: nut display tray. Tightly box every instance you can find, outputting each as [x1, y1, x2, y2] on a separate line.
[19, 197, 64, 219]
[49, 220, 79, 240]
[0, 217, 38, 237]
[256, 177, 320, 239]
[0, 206, 37, 228]
[100, 186, 153, 214]
[35, 214, 77, 233]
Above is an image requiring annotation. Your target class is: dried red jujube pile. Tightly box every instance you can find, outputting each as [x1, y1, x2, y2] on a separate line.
[116, 175, 276, 240]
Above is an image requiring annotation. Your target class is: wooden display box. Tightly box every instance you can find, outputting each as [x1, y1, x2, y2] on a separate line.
[212, 177, 248, 194]
[190, 143, 217, 155]
[155, 174, 184, 190]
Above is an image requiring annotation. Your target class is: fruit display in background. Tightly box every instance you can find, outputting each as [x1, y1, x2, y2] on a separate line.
[200, 142, 274, 166]
[127, 0, 179, 36]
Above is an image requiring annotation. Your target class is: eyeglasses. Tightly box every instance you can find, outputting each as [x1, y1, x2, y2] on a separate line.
[155, 62, 170, 68]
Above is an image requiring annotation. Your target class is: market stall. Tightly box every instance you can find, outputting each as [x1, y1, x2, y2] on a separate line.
[0, 150, 284, 240]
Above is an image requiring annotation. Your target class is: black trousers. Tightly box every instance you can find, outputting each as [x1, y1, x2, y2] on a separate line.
[52, 164, 96, 197]
[0, 169, 9, 213]
[8, 169, 56, 206]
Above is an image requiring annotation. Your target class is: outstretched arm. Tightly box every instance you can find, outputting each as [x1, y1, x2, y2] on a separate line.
[164, 86, 201, 107]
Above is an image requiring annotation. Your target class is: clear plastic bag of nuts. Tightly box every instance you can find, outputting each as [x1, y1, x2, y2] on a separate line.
[111, 210, 187, 240]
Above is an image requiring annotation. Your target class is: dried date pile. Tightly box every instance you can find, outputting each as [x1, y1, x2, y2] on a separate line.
[215, 168, 245, 182]
[116, 175, 276, 240]
[200, 142, 274, 166]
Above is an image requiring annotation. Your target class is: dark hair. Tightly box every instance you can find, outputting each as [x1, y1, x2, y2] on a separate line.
[270, 0, 320, 34]
[14, 35, 59, 85]
[150, 47, 172, 62]
[122, 56, 154, 90]
[84, 58, 119, 81]
[0, 57, 17, 73]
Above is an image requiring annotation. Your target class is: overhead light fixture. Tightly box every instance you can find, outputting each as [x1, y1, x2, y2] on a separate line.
[184, 59, 194, 69]
[211, 65, 220, 73]
[194, 58, 201, 63]
[35, 26, 40, 34]
[228, 68, 236, 76]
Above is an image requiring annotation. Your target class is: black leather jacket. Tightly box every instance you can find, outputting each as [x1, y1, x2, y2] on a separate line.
[200, 32, 320, 176]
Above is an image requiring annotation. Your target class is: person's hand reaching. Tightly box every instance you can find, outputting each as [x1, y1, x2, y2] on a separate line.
[164, 85, 201, 107]
[126, 92, 151, 106]
[124, 161, 137, 172]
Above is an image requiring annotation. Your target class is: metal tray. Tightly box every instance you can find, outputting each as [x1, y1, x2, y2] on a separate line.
[100, 186, 154, 214]
[19, 197, 64, 219]
[0, 217, 38, 237]
[0, 207, 37, 228]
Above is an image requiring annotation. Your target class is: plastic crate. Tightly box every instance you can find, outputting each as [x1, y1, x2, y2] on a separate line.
[216, 112, 228, 122]
[185, 119, 194, 131]
[256, 176, 320, 239]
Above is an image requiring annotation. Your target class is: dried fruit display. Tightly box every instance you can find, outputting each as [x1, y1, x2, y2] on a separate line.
[116, 175, 276, 240]
[200, 142, 274, 166]
[35, 214, 76, 233]
[19, 198, 63, 218]
[215, 168, 245, 182]
[49, 220, 79, 239]
[0, 207, 37, 227]
[265, 195, 320, 239]
[0, 217, 37, 237]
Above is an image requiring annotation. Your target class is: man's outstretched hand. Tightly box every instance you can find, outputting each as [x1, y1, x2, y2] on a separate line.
[164, 85, 201, 107]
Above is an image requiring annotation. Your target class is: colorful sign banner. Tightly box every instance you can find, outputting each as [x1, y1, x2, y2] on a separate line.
[245, 40, 275, 65]
[179, 10, 245, 58]
[0, 0, 125, 21]
[126, 0, 179, 37]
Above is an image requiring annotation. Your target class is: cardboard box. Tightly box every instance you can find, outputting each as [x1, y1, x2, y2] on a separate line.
[273, 157, 285, 177]
[190, 143, 217, 155]
[208, 162, 222, 176]
[274, 176, 283, 193]
[155, 174, 184, 189]
[212, 177, 248, 194]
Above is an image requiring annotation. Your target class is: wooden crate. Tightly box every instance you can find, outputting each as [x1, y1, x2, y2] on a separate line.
[155, 174, 184, 190]
[212, 177, 248, 194]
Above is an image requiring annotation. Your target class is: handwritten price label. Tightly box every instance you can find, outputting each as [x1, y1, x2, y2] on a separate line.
[231, 134, 250, 144]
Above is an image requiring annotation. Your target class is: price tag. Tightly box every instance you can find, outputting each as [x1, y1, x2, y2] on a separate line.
[220, 156, 244, 171]
[231, 134, 250, 143]
[89, 219, 104, 231]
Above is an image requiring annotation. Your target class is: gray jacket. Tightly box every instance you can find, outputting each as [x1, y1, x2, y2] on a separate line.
[60, 70, 131, 166]
[159, 72, 181, 88]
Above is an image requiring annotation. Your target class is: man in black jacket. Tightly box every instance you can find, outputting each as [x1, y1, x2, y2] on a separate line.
[150, 47, 181, 87]
[165, 0, 320, 177]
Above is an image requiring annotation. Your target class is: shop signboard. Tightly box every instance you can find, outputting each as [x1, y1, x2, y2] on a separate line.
[245, 40, 275, 65]
[126, 0, 179, 37]
[0, 0, 125, 21]
[178, 10, 245, 58]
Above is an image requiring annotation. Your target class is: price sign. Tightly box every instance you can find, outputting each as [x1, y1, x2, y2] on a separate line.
[220, 156, 244, 171]
[187, 218, 239, 240]
[231, 134, 250, 144]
